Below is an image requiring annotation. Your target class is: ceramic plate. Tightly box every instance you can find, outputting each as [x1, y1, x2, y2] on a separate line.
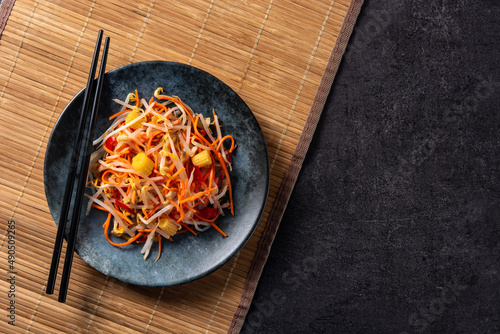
[44, 61, 269, 286]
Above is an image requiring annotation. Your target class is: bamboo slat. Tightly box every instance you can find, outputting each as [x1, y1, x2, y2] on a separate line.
[0, 0, 361, 332]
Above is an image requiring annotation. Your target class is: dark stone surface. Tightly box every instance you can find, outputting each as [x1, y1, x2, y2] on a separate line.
[244, 1, 500, 333]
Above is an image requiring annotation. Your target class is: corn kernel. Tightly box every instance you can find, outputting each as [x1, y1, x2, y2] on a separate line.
[192, 150, 212, 168]
[132, 152, 154, 176]
[158, 217, 180, 236]
[125, 107, 145, 130]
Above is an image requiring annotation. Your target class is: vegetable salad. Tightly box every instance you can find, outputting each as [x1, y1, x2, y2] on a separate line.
[86, 88, 235, 261]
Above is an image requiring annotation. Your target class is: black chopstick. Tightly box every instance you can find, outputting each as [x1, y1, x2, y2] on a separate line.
[46, 30, 103, 295]
[46, 30, 109, 302]
[58, 36, 110, 302]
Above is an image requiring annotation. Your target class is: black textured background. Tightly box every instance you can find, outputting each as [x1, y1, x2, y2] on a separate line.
[243, 1, 500, 333]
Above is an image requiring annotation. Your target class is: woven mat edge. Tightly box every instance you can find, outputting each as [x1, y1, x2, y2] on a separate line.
[227, 0, 365, 332]
[0, 0, 16, 37]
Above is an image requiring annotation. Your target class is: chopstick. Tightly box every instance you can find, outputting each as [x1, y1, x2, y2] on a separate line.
[46, 30, 110, 302]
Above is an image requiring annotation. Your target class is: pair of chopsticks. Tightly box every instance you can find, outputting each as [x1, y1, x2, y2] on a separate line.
[46, 30, 110, 302]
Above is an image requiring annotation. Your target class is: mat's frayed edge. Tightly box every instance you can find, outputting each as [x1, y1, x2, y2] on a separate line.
[227, 0, 365, 332]
[0, 0, 16, 38]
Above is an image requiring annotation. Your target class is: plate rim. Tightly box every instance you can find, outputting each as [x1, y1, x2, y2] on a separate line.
[44, 60, 270, 286]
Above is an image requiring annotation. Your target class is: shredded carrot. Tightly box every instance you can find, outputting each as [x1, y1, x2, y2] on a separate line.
[155, 235, 162, 262]
[208, 220, 227, 237]
[178, 222, 198, 236]
[92, 204, 109, 212]
[131, 190, 136, 204]
[109, 109, 130, 120]
[103, 213, 144, 247]
[101, 170, 122, 185]
[113, 204, 135, 226]
[170, 167, 186, 180]
[216, 135, 236, 152]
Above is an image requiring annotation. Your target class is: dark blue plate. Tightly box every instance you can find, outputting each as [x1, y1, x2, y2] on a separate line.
[44, 61, 269, 286]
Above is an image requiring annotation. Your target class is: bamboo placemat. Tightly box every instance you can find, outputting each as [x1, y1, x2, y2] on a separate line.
[0, 0, 362, 333]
